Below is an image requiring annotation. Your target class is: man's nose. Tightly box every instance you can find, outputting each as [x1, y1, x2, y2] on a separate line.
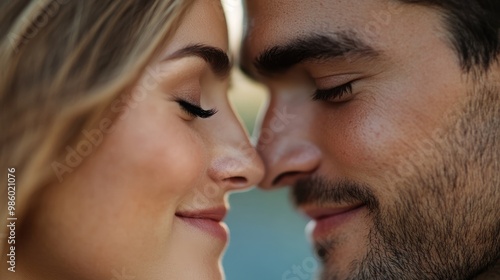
[256, 98, 321, 189]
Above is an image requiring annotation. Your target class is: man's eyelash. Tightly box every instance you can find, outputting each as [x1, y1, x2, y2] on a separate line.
[312, 82, 353, 101]
[176, 99, 217, 119]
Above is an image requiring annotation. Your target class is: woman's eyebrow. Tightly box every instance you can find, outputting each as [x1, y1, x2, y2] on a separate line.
[165, 44, 232, 79]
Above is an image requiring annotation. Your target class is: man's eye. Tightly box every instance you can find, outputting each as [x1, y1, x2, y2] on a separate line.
[312, 82, 353, 102]
[176, 99, 217, 119]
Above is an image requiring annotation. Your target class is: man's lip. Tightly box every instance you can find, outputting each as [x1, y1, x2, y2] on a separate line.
[302, 204, 366, 241]
[301, 203, 365, 221]
[175, 207, 227, 222]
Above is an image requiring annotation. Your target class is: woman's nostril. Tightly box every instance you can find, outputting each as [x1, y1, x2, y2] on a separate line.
[226, 176, 248, 186]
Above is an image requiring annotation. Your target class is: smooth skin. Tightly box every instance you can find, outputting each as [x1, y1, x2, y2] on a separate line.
[10, 1, 264, 280]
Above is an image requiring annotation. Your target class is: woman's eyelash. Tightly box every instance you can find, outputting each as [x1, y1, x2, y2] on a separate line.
[176, 99, 217, 119]
[312, 82, 353, 102]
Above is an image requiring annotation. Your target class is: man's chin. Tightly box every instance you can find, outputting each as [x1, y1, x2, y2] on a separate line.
[310, 210, 372, 280]
[319, 251, 364, 280]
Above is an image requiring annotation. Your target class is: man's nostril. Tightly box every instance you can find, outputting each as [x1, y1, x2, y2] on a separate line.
[272, 171, 301, 186]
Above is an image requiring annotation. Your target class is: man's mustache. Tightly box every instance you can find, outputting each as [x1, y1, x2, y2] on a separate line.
[292, 176, 379, 211]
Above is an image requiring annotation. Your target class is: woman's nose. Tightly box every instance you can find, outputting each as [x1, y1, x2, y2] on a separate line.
[207, 104, 264, 191]
[208, 148, 264, 191]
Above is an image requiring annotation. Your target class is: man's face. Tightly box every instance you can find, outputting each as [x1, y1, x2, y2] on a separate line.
[242, 0, 500, 279]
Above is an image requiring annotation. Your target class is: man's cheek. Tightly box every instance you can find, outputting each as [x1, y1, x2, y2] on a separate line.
[322, 111, 387, 172]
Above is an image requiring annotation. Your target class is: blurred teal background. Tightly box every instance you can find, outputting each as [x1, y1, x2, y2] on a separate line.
[224, 188, 317, 280]
[223, 70, 317, 280]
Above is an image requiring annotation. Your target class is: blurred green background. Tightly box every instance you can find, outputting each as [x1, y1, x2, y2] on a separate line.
[223, 70, 317, 280]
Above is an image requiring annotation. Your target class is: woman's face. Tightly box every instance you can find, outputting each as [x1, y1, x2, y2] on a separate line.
[19, 1, 263, 279]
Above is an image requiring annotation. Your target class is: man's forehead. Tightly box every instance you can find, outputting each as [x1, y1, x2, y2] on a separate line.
[241, 0, 391, 68]
[242, 0, 380, 53]
[244, 0, 341, 34]
[243, 0, 378, 25]
[244, 0, 354, 15]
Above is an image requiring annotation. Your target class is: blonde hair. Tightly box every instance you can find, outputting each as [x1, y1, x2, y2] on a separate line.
[0, 0, 191, 255]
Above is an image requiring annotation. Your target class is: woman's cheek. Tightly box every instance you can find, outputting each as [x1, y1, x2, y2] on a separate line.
[150, 129, 206, 197]
[107, 95, 207, 198]
[110, 124, 205, 200]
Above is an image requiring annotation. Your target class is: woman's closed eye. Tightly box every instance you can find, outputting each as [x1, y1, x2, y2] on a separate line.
[176, 99, 217, 119]
[312, 82, 353, 103]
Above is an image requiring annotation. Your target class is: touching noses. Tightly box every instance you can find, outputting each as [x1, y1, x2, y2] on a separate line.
[256, 99, 321, 189]
[208, 109, 265, 191]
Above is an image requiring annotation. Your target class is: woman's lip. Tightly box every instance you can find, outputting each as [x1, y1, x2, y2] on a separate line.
[303, 204, 366, 241]
[175, 216, 228, 241]
[175, 207, 227, 222]
[175, 207, 228, 240]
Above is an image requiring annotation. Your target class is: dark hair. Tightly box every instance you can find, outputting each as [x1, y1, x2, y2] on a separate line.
[397, 0, 500, 72]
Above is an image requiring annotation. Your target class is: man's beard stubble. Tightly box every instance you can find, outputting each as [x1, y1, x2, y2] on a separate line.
[293, 84, 500, 280]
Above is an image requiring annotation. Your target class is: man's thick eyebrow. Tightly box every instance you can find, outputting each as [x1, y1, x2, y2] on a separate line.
[254, 32, 379, 76]
[166, 44, 231, 78]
